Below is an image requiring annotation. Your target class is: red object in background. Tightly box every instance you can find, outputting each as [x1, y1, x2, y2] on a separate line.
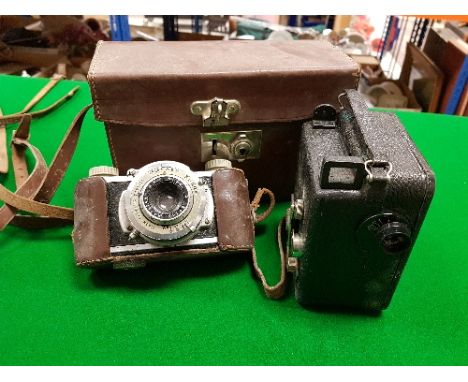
[350, 16, 375, 40]
[371, 38, 382, 53]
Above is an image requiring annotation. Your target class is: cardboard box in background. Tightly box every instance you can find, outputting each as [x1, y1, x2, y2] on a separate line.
[423, 26, 468, 115]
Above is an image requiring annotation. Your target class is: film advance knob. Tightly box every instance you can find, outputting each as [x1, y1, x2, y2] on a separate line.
[205, 159, 232, 171]
[89, 166, 119, 177]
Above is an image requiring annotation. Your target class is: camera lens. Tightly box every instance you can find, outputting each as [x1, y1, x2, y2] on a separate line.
[377, 221, 412, 254]
[141, 176, 190, 223]
[122, 161, 213, 244]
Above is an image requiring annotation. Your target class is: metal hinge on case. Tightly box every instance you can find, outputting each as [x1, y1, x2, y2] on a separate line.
[191, 98, 241, 127]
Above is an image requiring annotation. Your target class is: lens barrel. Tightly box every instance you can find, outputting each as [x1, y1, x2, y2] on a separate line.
[141, 176, 190, 224]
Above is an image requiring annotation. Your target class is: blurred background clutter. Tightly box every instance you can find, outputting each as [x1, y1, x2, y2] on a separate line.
[0, 15, 466, 115]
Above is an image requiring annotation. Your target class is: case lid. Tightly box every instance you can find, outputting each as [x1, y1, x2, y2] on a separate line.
[88, 40, 360, 127]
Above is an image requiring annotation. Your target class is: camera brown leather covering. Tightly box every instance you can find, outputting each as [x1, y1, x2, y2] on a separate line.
[88, 40, 360, 200]
[73, 167, 254, 267]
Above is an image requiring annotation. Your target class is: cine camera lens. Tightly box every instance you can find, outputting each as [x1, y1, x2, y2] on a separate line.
[141, 176, 190, 224]
[377, 221, 411, 254]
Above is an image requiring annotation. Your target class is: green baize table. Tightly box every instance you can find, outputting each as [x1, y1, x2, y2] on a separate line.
[0, 75, 467, 365]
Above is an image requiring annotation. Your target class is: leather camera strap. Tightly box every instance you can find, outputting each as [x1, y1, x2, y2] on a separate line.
[0, 108, 7, 173]
[251, 217, 287, 299]
[0, 75, 79, 174]
[0, 104, 92, 230]
[250, 188, 287, 299]
[0, 87, 80, 126]
[20, 74, 63, 114]
[250, 187, 276, 223]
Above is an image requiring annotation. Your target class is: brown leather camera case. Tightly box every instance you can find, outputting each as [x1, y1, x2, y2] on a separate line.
[88, 40, 360, 200]
[73, 168, 254, 267]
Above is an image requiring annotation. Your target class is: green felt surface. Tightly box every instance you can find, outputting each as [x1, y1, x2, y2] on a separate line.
[0, 75, 467, 366]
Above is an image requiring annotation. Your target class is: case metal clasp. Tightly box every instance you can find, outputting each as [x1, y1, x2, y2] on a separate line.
[200, 130, 262, 162]
[191, 98, 241, 127]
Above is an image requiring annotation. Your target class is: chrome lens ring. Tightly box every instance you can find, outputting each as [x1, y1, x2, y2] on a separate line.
[123, 161, 209, 243]
[140, 175, 192, 226]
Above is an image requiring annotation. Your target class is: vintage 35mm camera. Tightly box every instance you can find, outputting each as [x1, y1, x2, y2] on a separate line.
[72, 159, 255, 269]
[286, 90, 435, 311]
